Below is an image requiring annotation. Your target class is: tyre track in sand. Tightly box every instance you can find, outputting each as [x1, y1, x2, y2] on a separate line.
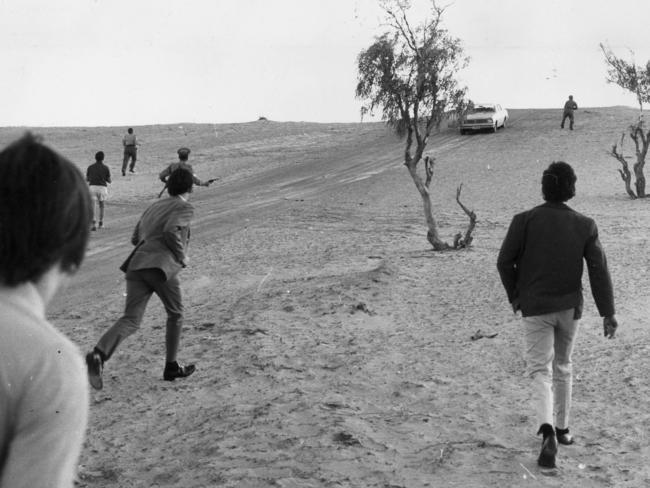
[56, 125, 473, 309]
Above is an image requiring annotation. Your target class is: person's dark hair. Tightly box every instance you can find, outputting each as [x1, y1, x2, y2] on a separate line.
[95, 151, 104, 162]
[542, 161, 576, 203]
[0, 133, 92, 286]
[167, 167, 194, 196]
[127, 128, 133, 134]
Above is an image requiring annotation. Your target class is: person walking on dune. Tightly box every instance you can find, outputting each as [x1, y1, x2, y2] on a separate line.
[158, 147, 214, 196]
[122, 127, 138, 175]
[497, 161, 618, 469]
[0, 133, 92, 487]
[86, 167, 197, 390]
[560, 95, 578, 130]
[86, 150, 111, 231]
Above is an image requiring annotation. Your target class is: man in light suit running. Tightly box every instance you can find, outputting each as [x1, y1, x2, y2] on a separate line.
[86, 167, 197, 389]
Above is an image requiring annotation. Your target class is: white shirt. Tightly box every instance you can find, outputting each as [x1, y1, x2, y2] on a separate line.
[122, 133, 137, 146]
[0, 282, 89, 488]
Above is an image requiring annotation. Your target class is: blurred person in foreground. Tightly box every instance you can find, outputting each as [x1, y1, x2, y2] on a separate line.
[0, 133, 92, 487]
[561, 95, 578, 130]
[86, 167, 197, 390]
[86, 150, 112, 231]
[497, 161, 618, 469]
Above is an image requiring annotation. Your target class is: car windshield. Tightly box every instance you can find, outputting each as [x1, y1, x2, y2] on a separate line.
[471, 106, 495, 113]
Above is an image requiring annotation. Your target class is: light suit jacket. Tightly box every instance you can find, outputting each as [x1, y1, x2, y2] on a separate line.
[121, 196, 194, 280]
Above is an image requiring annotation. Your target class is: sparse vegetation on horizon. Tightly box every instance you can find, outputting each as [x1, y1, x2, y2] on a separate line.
[601, 43, 650, 198]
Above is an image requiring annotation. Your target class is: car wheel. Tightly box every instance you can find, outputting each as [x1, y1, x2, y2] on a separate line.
[460, 128, 466, 135]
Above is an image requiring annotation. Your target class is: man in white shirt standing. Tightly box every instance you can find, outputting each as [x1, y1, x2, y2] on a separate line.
[0, 133, 92, 487]
[122, 127, 138, 175]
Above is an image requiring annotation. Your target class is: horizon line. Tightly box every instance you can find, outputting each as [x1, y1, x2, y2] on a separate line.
[0, 105, 639, 130]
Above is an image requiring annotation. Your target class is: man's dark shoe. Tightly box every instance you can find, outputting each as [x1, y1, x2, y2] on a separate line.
[537, 423, 558, 468]
[163, 361, 196, 381]
[556, 427, 574, 445]
[86, 351, 104, 390]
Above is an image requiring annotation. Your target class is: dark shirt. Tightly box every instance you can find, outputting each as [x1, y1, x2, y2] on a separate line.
[497, 202, 614, 319]
[86, 162, 112, 186]
[563, 100, 578, 113]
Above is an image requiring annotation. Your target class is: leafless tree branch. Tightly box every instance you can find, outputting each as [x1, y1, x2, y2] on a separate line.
[453, 183, 477, 248]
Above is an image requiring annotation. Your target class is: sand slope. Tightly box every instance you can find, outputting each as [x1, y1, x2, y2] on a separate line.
[2, 107, 648, 487]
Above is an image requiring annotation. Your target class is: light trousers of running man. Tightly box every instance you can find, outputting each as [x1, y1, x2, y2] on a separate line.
[523, 309, 579, 430]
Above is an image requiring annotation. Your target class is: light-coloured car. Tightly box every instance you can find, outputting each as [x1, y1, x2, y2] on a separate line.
[460, 103, 508, 134]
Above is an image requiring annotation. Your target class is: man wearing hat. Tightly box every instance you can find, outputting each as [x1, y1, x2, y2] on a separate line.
[158, 147, 214, 189]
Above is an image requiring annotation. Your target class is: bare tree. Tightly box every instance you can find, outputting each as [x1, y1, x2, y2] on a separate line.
[356, 0, 476, 250]
[601, 43, 650, 198]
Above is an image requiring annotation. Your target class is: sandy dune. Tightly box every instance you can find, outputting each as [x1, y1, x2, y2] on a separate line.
[2, 107, 648, 487]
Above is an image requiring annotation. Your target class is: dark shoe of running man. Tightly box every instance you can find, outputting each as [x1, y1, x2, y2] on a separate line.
[86, 351, 104, 390]
[163, 361, 196, 381]
[537, 423, 558, 468]
[555, 427, 575, 445]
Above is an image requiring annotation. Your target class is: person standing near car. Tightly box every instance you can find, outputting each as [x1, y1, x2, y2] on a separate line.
[497, 161, 618, 468]
[561, 95, 578, 130]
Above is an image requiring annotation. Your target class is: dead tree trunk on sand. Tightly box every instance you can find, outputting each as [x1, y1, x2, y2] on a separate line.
[405, 151, 476, 251]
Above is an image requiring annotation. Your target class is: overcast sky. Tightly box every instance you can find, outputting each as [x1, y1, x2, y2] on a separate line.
[1, 0, 648, 127]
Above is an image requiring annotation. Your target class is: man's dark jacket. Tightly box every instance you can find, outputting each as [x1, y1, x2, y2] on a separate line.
[497, 202, 614, 319]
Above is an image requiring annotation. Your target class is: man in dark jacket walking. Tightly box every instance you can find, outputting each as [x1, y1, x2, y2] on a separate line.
[497, 161, 618, 468]
[561, 95, 578, 130]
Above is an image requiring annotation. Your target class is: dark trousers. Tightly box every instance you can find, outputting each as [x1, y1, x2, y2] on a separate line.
[96, 268, 183, 363]
[122, 146, 137, 173]
[561, 112, 574, 129]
